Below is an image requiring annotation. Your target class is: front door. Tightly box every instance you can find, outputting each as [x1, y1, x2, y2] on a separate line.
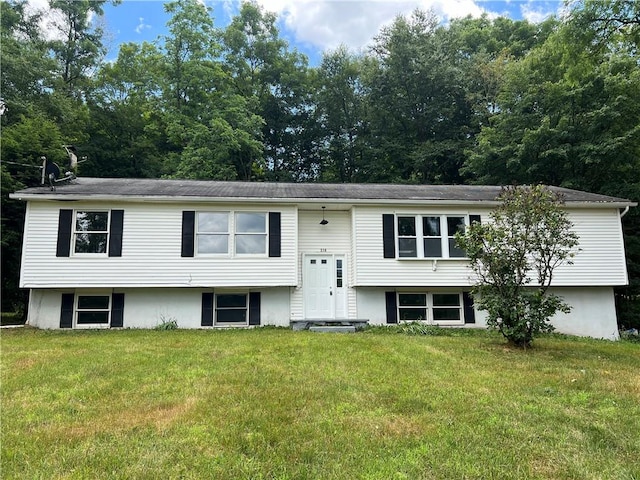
[306, 253, 352, 319]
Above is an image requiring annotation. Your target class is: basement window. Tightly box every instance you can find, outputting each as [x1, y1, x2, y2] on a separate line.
[215, 294, 248, 326]
[76, 295, 110, 326]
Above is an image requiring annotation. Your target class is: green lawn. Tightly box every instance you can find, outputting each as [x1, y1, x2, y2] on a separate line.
[1, 328, 639, 479]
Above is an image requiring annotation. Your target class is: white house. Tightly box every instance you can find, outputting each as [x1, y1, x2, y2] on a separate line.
[10, 178, 635, 339]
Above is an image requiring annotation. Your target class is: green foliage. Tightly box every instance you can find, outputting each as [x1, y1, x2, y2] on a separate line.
[154, 316, 179, 330]
[456, 185, 580, 347]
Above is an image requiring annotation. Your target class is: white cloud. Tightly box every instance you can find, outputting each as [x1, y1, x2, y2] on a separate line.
[135, 17, 152, 34]
[520, 0, 559, 24]
[25, 0, 98, 42]
[253, 0, 489, 52]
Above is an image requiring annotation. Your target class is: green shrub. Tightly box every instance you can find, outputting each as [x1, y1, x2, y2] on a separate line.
[154, 317, 178, 330]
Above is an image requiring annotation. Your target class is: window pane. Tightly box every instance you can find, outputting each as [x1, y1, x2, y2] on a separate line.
[433, 308, 461, 321]
[424, 238, 442, 257]
[75, 233, 107, 253]
[216, 294, 247, 308]
[78, 296, 110, 309]
[77, 311, 109, 324]
[236, 213, 266, 233]
[399, 294, 427, 306]
[397, 217, 416, 236]
[198, 234, 228, 254]
[449, 238, 466, 258]
[198, 212, 228, 233]
[398, 238, 417, 257]
[432, 294, 461, 307]
[76, 211, 108, 232]
[447, 216, 465, 236]
[399, 308, 427, 321]
[216, 309, 247, 324]
[236, 235, 266, 254]
[423, 217, 441, 236]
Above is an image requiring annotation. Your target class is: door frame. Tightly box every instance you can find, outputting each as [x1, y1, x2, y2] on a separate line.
[302, 253, 347, 319]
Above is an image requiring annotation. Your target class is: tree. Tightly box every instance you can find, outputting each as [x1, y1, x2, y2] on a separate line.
[315, 46, 367, 182]
[363, 10, 474, 184]
[221, 1, 312, 180]
[456, 186, 580, 347]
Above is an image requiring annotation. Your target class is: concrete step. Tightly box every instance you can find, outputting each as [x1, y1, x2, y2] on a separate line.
[308, 325, 356, 333]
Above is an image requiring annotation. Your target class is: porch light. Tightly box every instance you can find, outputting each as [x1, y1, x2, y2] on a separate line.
[320, 206, 329, 225]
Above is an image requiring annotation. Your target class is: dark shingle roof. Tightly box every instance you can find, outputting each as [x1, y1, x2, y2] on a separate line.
[11, 177, 635, 205]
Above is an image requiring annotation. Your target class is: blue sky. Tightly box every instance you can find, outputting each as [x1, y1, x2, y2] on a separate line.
[99, 0, 563, 66]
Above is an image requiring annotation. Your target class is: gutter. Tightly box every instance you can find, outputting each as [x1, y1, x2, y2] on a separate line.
[8, 193, 637, 209]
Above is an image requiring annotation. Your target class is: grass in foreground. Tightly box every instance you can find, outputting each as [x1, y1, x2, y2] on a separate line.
[1, 328, 639, 479]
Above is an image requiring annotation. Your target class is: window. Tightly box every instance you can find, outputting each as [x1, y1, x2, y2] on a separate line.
[76, 295, 110, 326]
[336, 259, 343, 288]
[398, 293, 427, 321]
[397, 292, 463, 325]
[446, 217, 466, 258]
[396, 215, 468, 259]
[197, 212, 229, 254]
[397, 217, 417, 257]
[215, 294, 248, 325]
[235, 213, 266, 255]
[74, 211, 109, 254]
[194, 211, 267, 256]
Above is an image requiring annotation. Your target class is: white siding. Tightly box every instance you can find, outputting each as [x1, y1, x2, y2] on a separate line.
[352, 206, 628, 287]
[356, 286, 619, 340]
[353, 206, 481, 287]
[20, 201, 297, 288]
[27, 287, 291, 329]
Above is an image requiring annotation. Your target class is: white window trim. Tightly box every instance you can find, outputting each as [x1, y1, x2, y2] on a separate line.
[72, 210, 110, 256]
[395, 214, 469, 260]
[74, 292, 111, 329]
[397, 292, 465, 326]
[196, 211, 268, 257]
[214, 292, 249, 326]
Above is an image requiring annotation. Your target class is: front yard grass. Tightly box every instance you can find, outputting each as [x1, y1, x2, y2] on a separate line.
[1, 328, 639, 479]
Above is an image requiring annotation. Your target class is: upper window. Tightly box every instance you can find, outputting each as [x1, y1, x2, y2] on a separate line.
[196, 212, 266, 256]
[235, 213, 266, 255]
[397, 215, 467, 259]
[197, 212, 229, 254]
[74, 211, 109, 254]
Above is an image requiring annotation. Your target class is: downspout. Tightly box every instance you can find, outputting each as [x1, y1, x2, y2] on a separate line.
[620, 206, 630, 218]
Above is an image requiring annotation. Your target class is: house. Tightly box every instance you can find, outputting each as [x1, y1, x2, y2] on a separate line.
[10, 178, 635, 340]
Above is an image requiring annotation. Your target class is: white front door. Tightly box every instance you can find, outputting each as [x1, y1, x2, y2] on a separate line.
[304, 254, 348, 319]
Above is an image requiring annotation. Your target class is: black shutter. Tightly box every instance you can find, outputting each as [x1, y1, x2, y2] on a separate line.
[249, 292, 261, 326]
[56, 209, 73, 257]
[469, 214, 481, 225]
[268, 212, 281, 257]
[385, 291, 398, 324]
[111, 293, 125, 327]
[60, 293, 74, 328]
[181, 211, 195, 257]
[201, 292, 214, 326]
[382, 214, 396, 258]
[463, 292, 476, 324]
[108, 210, 124, 257]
